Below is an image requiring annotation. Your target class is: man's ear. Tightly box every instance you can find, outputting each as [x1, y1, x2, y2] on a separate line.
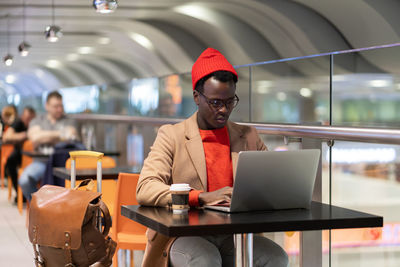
[193, 90, 200, 106]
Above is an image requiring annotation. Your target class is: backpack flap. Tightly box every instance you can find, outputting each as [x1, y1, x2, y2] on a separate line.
[28, 185, 101, 250]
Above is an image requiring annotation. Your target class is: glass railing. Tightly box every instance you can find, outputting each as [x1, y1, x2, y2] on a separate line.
[8, 42, 400, 266]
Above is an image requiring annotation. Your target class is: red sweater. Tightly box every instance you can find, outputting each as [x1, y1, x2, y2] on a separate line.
[189, 126, 233, 206]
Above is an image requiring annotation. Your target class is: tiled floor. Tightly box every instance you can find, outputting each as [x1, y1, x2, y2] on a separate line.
[0, 186, 33, 266]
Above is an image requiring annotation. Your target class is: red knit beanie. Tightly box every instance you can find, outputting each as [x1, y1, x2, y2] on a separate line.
[191, 48, 238, 90]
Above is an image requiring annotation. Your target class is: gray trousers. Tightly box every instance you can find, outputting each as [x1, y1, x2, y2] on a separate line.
[170, 234, 288, 267]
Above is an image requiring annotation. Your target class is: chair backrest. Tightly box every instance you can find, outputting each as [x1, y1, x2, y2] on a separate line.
[64, 155, 117, 215]
[1, 144, 14, 179]
[65, 156, 116, 169]
[20, 140, 34, 169]
[112, 173, 147, 236]
[1, 143, 14, 164]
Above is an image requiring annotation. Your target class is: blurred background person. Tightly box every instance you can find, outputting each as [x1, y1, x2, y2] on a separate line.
[19, 91, 78, 201]
[0, 105, 18, 136]
[3, 106, 36, 202]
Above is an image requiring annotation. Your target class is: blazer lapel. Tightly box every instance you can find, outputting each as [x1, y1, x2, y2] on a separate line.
[184, 113, 207, 190]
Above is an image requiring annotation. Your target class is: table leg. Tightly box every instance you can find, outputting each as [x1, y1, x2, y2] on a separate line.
[235, 233, 253, 267]
[300, 230, 322, 267]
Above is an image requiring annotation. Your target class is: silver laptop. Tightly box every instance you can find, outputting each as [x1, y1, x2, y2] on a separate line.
[205, 149, 320, 213]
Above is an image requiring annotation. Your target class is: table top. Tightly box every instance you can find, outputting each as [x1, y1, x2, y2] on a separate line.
[53, 165, 141, 180]
[122, 202, 383, 237]
[22, 150, 120, 158]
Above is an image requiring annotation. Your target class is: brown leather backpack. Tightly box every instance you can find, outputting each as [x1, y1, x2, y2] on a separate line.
[28, 180, 116, 267]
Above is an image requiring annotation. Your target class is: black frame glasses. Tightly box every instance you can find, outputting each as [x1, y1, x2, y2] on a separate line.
[196, 90, 239, 110]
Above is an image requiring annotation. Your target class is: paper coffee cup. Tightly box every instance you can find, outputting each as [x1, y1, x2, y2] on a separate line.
[170, 183, 191, 214]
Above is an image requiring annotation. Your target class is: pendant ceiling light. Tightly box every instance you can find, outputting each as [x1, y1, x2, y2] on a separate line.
[18, 0, 31, 56]
[93, 0, 118, 14]
[3, 14, 13, 66]
[18, 42, 31, 56]
[45, 0, 62, 42]
[4, 54, 14, 67]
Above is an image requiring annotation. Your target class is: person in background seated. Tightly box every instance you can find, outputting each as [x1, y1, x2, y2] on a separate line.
[3, 106, 36, 202]
[19, 91, 78, 201]
[0, 105, 18, 134]
[136, 48, 288, 267]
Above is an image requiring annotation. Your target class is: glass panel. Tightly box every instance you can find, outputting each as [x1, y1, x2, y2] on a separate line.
[159, 73, 195, 118]
[257, 134, 329, 266]
[230, 66, 251, 122]
[99, 80, 132, 115]
[329, 141, 400, 266]
[332, 45, 400, 127]
[17, 95, 43, 113]
[321, 141, 332, 267]
[248, 56, 331, 125]
[59, 85, 100, 113]
[129, 78, 159, 116]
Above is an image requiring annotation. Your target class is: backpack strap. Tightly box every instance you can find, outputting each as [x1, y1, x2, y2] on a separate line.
[74, 179, 95, 191]
[64, 231, 75, 267]
[99, 200, 112, 237]
[31, 226, 44, 267]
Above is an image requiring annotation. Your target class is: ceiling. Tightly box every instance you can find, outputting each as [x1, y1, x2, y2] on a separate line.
[0, 0, 400, 96]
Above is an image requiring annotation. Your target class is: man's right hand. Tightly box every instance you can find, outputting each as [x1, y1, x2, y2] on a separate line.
[198, 186, 233, 206]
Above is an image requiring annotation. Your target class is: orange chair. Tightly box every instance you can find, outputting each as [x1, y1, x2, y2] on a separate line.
[16, 140, 34, 214]
[1, 143, 14, 189]
[112, 173, 147, 267]
[64, 156, 117, 216]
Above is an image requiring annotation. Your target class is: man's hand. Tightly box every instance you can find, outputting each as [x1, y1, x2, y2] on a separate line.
[198, 186, 233, 206]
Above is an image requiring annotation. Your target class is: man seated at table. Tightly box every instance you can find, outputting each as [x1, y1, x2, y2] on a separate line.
[19, 91, 78, 201]
[136, 48, 288, 267]
[3, 106, 36, 202]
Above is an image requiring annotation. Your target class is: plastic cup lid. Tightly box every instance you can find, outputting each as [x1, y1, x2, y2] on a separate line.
[170, 183, 191, 191]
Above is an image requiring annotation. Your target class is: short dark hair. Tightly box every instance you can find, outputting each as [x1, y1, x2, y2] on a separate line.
[24, 106, 36, 115]
[195, 70, 238, 92]
[46, 91, 62, 103]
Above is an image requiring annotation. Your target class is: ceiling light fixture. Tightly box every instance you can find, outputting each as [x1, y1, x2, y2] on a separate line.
[130, 33, 154, 50]
[78, 46, 94, 54]
[5, 74, 16, 84]
[45, 0, 62, 42]
[4, 55, 14, 66]
[66, 53, 79, 61]
[93, 0, 118, 14]
[98, 37, 110, 45]
[300, 87, 313, 98]
[18, 0, 31, 56]
[18, 42, 31, 57]
[369, 79, 390, 88]
[46, 59, 61, 68]
[4, 14, 13, 66]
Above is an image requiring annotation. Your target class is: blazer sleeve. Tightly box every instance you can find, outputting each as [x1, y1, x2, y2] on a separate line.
[247, 125, 267, 151]
[256, 130, 267, 151]
[136, 125, 174, 207]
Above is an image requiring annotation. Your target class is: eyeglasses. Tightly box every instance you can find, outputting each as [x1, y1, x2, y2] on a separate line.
[196, 90, 239, 110]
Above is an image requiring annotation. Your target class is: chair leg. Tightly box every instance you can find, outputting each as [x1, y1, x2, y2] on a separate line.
[113, 247, 119, 267]
[130, 250, 134, 267]
[17, 186, 23, 215]
[25, 201, 30, 228]
[1, 172, 4, 189]
[8, 176, 12, 201]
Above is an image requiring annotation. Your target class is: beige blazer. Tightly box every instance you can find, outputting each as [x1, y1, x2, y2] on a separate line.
[136, 112, 267, 267]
